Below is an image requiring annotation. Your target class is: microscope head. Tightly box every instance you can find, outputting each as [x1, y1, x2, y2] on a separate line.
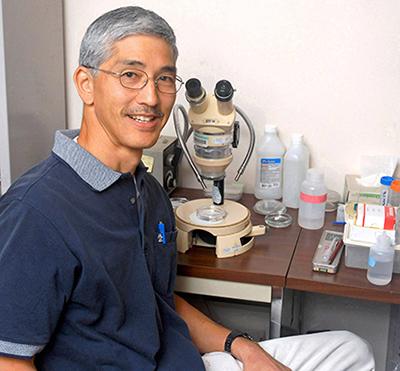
[184, 78, 236, 180]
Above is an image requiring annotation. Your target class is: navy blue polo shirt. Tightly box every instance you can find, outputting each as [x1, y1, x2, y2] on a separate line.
[0, 130, 205, 371]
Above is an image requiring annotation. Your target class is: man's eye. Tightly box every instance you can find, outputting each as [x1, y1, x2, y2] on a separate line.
[158, 75, 175, 84]
[123, 71, 139, 78]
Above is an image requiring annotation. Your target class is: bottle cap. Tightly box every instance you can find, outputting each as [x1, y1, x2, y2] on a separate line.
[291, 133, 303, 144]
[380, 176, 394, 186]
[390, 179, 400, 193]
[306, 168, 324, 183]
[264, 125, 277, 133]
[375, 232, 393, 250]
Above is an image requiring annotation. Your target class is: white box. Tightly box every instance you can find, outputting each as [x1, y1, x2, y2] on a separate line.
[343, 223, 400, 273]
[345, 222, 395, 244]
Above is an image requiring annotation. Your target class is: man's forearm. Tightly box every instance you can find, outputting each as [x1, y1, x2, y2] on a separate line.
[174, 294, 291, 371]
[174, 294, 230, 354]
[0, 356, 36, 371]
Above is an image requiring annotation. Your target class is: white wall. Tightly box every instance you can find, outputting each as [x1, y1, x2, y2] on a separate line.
[64, 0, 400, 195]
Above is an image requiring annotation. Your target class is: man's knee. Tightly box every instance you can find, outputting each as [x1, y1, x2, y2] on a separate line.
[332, 330, 375, 365]
[335, 330, 371, 350]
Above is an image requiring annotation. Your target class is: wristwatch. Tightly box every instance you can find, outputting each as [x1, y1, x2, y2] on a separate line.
[224, 330, 254, 354]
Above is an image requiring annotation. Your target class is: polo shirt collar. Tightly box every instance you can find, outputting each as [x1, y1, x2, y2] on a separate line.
[52, 129, 147, 192]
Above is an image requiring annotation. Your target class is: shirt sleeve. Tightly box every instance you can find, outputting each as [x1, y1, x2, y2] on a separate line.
[0, 200, 79, 358]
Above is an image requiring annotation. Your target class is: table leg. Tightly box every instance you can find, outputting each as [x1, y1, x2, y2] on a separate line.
[269, 286, 284, 339]
[386, 304, 400, 371]
[269, 288, 304, 339]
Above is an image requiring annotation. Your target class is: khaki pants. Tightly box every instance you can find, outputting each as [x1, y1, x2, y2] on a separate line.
[202, 331, 375, 371]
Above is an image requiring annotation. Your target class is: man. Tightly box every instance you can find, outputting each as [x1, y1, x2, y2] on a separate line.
[0, 6, 374, 371]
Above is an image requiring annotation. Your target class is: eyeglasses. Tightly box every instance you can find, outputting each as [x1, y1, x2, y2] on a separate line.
[83, 65, 184, 94]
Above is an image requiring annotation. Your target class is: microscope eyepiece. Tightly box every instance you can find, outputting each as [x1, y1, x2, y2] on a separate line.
[185, 78, 203, 100]
[214, 80, 234, 102]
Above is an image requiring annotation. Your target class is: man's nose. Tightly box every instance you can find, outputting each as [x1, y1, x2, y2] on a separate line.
[135, 79, 159, 107]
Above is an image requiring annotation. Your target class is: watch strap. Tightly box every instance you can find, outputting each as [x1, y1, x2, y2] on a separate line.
[224, 330, 254, 354]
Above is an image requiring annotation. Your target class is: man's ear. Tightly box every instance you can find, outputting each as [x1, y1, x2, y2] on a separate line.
[73, 66, 94, 105]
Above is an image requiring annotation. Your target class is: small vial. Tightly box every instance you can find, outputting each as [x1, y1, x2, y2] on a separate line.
[388, 180, 400, 207]
[380, 176, 394, 206]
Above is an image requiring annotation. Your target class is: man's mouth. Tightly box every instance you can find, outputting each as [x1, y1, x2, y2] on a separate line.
[127, 114, 157, 123]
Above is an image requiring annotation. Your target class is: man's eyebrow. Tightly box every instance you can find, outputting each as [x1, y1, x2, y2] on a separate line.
[119, 59, 145, 67]
[118, 60, 177, 74]
[159, 66, 177, 74]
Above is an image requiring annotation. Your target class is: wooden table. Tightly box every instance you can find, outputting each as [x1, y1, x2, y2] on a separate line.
[286, 212, 400, 370]
[172, 188, 301, 338]
[287, 212, 400, 304]
[172, 188, 400, 342]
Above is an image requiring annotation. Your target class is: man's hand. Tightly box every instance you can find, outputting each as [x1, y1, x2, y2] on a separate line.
[232, 337, 291, 371]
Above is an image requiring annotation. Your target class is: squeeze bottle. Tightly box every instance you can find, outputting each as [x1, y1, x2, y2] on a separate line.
[282, 133, 310, 208]
[254, 125, 285, 200]
[298, 168, 327, 230]
[367, 232, 395, 286]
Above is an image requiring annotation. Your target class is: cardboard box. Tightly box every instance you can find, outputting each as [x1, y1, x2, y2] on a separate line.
[343, 174, 382, 205]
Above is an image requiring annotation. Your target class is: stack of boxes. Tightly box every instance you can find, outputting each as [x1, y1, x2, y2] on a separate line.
[342, 175, 400, 273]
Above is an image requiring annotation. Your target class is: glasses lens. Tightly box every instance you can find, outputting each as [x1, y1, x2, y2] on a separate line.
[157, 75, 183, 94]
[120, 69, 147, 89]
[119, 69, 183, 93]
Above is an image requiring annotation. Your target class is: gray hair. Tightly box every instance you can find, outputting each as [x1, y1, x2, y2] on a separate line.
[79, 6, 178, 70]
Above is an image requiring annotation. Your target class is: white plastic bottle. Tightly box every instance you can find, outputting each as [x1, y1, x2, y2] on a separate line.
[367, 232, 395, 286]
[282, 133, 310, 208]
[254, 125, 285, 199]
[298, 168, 327, 229]
[380, 176, 393, 206]
[395, 210, 400, 245]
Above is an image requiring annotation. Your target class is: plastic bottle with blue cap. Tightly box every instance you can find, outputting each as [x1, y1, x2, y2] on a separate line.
[380, 176, 394, 206]
[367, 232, 395, 286]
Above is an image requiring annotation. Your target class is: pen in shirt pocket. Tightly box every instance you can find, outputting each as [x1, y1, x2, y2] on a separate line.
[158, 221, 167, 245]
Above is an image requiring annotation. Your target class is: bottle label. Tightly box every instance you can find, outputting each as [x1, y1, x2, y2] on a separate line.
[355, 203, 396, 230]
[300, 192, 327, 204]
[368, 256, 376, 268]
[259, 158, 282, 189]
[380, 189, 389, 206]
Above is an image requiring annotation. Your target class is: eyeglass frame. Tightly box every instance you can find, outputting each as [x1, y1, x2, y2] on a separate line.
[82, 65, 184, 94]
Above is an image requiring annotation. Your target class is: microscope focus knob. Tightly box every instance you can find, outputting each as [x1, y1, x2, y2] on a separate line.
[165, 153, 175, 167]
[165, 170, 176, 190]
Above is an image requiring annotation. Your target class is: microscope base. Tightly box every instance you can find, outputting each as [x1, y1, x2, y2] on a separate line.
[175, 198, 266, 258]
